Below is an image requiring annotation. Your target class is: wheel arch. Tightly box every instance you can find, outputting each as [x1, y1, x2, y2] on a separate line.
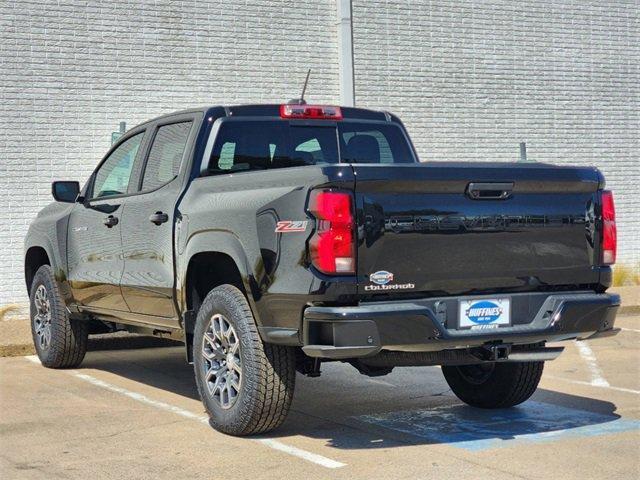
[24, 245, 52, 293]
[179, 230, 259, 322]
[23, 207, 72, 298]
[184, 251, 248, 311]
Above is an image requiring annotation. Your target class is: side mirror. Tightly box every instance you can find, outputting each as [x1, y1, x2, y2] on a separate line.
[52, 181, 80, 203]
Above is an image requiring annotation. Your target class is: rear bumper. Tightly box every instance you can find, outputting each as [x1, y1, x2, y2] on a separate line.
[302, 291, 620, 359]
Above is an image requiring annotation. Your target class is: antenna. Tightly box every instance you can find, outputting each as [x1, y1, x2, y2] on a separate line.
[300, 68, 311, 102]
[287, 69, 311, 105]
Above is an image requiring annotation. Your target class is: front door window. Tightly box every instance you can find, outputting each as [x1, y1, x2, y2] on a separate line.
[92, 133, 143, 198]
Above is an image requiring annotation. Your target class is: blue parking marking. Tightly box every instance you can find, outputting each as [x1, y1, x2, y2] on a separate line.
[356, 401, 640, 451]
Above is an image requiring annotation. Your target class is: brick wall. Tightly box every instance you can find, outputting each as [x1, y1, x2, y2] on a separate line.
[352, 0, 639, 275]
[0, 0, 340, 307]
[1, 0, 638, 310]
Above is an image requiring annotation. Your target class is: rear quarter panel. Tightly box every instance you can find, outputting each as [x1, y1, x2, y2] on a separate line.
[177, 165, 356, 330]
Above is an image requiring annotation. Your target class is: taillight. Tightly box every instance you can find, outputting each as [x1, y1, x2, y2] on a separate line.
[601, 190, 616, 265]
[307, 190, 355, 274]
[280, 104, 343, 120]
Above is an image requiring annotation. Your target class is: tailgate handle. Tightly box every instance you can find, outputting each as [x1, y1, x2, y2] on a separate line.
[467, 182, 514, 200]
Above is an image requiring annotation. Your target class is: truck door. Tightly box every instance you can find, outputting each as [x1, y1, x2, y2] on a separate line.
[119, 116, 197, 322]
[67, 131, 146, 312]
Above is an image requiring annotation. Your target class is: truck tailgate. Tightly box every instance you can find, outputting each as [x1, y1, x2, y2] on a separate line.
[354, 162, 603, 296]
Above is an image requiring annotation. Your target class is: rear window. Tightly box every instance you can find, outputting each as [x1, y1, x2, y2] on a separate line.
[205, 120, 414, 175]
[338, 122, 414, 164]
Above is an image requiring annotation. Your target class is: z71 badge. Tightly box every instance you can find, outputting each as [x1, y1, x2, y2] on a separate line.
[275, 220, 308, 233]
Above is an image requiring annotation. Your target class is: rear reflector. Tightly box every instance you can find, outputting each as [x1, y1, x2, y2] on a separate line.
[280, 104, 342, 120]
[307, 190, 355, 274]
[601, 190, 616, 265]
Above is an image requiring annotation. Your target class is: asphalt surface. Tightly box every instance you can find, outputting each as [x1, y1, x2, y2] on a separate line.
[1, 314, 639, 480]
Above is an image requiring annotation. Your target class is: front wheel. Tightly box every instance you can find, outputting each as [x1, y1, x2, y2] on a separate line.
[29, 265, 88, 368]
[442, 361, 543, 408]
[193, 284, 296, 436]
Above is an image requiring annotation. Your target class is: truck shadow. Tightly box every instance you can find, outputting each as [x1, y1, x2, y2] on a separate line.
[82, 337, 637, 451]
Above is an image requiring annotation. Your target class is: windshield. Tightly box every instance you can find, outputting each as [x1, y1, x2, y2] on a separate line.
[205, 120, 415, 175]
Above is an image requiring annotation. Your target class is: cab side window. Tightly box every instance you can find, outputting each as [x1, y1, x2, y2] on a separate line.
[141, 122, 193, 191]
[92, 133, 144, 199]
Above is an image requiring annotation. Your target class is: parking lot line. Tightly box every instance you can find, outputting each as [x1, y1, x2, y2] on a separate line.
[23, 355, 346, 470]
[576, 341, 610, 387]
[367, 378, 396, 388]
[254, 439, 345, 469]
[620, 327, 640, 334]
[545, 375, 640, 395]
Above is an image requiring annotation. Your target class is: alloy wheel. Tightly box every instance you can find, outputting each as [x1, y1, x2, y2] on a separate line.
[33, 284, 52, 350]
[201, 314, 242, 409]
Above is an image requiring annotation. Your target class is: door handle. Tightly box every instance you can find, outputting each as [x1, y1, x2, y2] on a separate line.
[103, 215, 119, 228]
[149, 211, 169, 226]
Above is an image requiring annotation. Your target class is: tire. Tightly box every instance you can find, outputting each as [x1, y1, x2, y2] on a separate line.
[29, 265, 88, 368]
[442, 361, 544, 408]
[193, 284, 296, 436]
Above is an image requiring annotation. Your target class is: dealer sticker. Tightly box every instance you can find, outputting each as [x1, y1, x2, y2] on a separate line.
[459, 298, 510, 329]
[364, 270, 415, 291]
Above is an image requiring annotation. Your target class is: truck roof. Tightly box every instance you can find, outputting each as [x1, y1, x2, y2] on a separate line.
[144, 104, 396, 125]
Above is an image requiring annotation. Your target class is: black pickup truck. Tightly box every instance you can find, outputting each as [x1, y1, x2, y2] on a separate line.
[25, 103, 620, 435]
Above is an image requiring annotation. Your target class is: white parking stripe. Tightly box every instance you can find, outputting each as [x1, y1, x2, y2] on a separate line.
[367, 378, 396, 388]
[24, 355, 346, 469]
[621, 327, 640, 334]
[545, 375, 640, 395]
[255, 439, 346, 469]
[576, 341, 610, 387]
[74, 372, 207, 421]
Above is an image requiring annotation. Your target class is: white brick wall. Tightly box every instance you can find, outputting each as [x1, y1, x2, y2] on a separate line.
[1, 0, 638, 310]
[352, 0, 639, 274]
[0, 0, 340, 307]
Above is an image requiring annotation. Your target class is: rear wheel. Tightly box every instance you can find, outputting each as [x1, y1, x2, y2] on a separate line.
[193, 284, 296, 436]
[29, 265, 88, 368]
[442, 361, 543, 408]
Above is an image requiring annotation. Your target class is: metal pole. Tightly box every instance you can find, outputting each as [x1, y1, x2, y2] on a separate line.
[336, 0, 355, 106]
[519, 142, 527, 162]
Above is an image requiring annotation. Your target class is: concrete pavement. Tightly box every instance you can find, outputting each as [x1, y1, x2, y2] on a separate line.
[1, 313, 638, 479]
